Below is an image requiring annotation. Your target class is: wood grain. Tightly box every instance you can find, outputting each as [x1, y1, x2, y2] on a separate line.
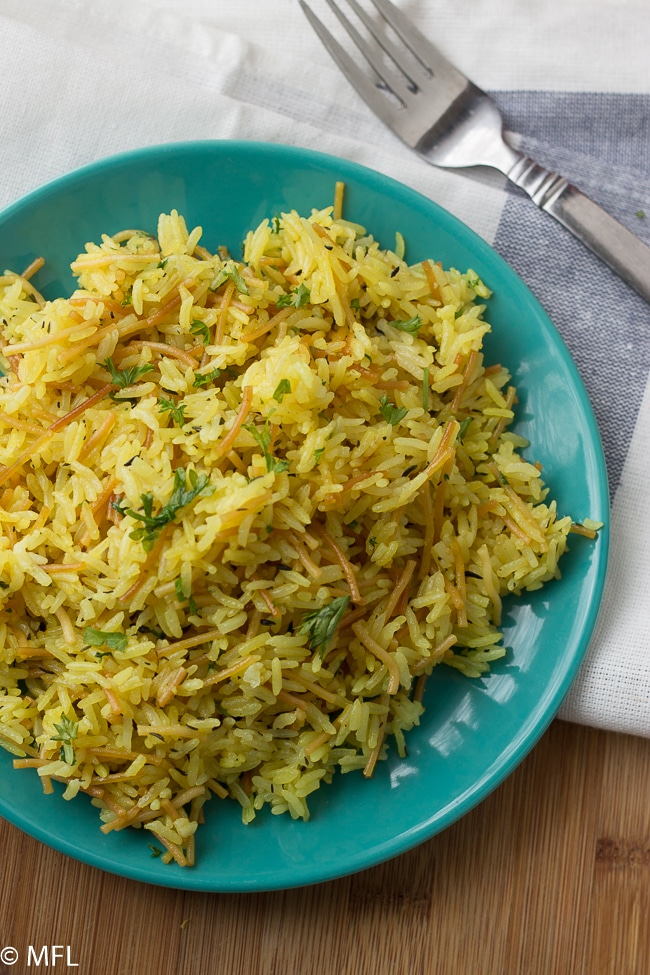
[2, 719, 650, 975]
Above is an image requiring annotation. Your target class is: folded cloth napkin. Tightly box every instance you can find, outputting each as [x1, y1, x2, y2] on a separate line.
[0, 0, 649, 735]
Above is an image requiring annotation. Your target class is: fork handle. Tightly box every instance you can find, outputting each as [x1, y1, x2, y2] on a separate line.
[507, 156, 650, 304]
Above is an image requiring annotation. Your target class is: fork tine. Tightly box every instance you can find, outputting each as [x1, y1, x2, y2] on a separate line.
[299, 1, 403, 121]
[343, 0, 426, 92]
[323, 0, 416, 105]
[323, 0, 391, 92]
[369, 0, 465, 83]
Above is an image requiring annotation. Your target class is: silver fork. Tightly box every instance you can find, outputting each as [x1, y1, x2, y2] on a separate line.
[300, 0, 650, 304]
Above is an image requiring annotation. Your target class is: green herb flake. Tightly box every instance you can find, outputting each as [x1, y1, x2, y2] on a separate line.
[193, 367, 221, 388]
[244, 417, 289, 474]
[313, 447, 325, 464]
[103, 357, 154, 391]
[276, 283, 311, 308]
[148, 844, 163, 858]
[298, 595, 350, 659]
[636, 210, 646, 219]
[350, 297, 360, 310]
[52, 714, 79, 765]
[159, 397, 187, 428]
[125, 468, 214, 551]
[212, 262, 249, 295]
[83, 628, 128, 653]
[190, 319, 210, 344]
[458, 417, 472, 442]
[272, 378, 292, 403]
[174, 576, 196, 614]
[379, 395, 408, 426]
[139, 624, 165, 641]
[464, 269, 490, 298]
[390, 315, 422, 335]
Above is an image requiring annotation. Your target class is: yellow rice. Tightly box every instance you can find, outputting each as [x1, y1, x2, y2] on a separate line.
[0, 195, 587, 866]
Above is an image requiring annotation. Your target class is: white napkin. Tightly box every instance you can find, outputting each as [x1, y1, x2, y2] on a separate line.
[1, 0, 649, 736]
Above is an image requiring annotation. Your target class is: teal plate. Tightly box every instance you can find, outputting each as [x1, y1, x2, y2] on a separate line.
[0, 141, 608, 891]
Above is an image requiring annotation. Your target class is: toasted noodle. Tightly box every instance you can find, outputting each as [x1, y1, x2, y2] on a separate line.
[0, 201, 593, 865]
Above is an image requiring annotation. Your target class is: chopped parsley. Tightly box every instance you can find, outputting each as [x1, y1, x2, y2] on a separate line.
[244, 417, 289, 474]
[52, 714, 79, 765]
[190, 319, 211, 344]
[272, 379, 292, 403]
[193, 367, 221, 388]
[465, 269, 488, 293]
[277, 283, 310, 308]
[298, 595, 350, 659]
[458, 417, 472, 442]
[211, 262, 249, 295]
[379, 395, 408, 426]
[124, 467, 214, 551]
[83, 628, 128, 653]
[138, 624, 165, 641]
[390, 314, 422, 335]
[159, 397, 187, 427]
[103, 357, 154, 394]
[175, 577, 197, 614]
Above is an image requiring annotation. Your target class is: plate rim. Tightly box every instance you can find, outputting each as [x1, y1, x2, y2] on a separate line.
[0, 139, 610, 891]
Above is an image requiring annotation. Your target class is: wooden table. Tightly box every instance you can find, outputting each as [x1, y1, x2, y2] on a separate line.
[1, 718, 648, 975]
